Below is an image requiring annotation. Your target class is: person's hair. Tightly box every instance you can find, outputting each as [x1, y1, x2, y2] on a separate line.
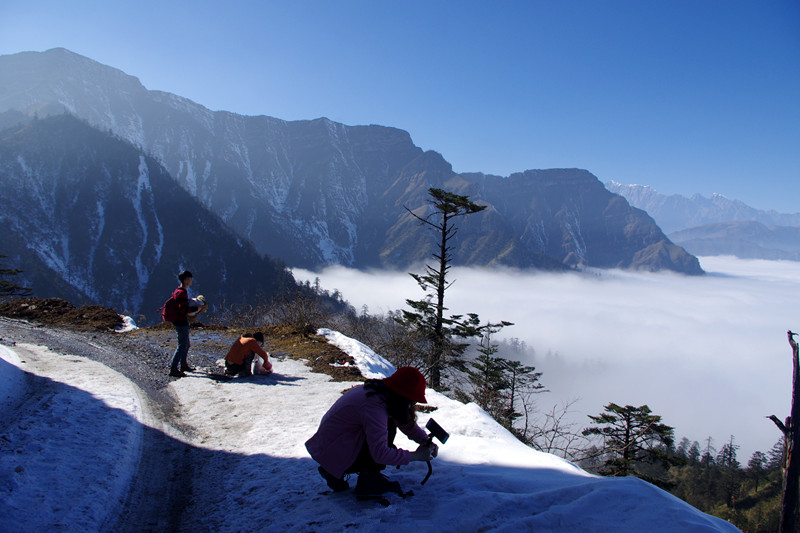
[178, 270, 193, 282]
[364, 379, 416, 425]
[241, 332, 263, 342]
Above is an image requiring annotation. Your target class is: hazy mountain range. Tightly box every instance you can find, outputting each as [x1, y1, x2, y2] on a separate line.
[607, 181, 800, 261]
[669, 222, 800, 261]
[0, 48, 706, 315]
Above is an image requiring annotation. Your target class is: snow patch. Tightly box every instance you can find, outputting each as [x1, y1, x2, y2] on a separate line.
[133, 156, 153, 294]
[114, 315, 138, 333]
[563, 208, 587, 262]
[316, 328, 395, 379]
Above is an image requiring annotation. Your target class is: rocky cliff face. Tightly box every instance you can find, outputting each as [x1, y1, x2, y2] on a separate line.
[467, 170, 698, 272]
[0, 115, 294, 319]
[0, 48, 702, 275]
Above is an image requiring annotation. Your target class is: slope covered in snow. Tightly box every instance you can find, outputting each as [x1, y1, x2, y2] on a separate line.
[0, 324, 739, 532]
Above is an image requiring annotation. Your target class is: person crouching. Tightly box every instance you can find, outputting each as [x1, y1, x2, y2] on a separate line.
[224, 332, 272, 377]
[305, 367, 437, 499]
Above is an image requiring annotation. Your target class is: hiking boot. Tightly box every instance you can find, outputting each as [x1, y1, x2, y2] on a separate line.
[318, 467, 349, 492]
[180, 365, 195, 372]
[169, 368, 186, 378]
[354, 471, 402, 498]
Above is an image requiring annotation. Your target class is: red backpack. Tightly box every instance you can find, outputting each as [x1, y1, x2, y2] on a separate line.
[160, 294, 179, 322]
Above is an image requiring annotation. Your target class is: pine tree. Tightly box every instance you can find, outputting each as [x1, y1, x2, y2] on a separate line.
[687, 441, 701, 465]
[716, 436, 742, 508]
[460, 321, 546, 432]
[768, 439, 786, 472]
[747, 451, 768, 493]
[675, 437, 691, 461]
[717, 436, 741, 469]
[465, 340, 508, 416]
[582, 403, 674, 478]
[702, 437, 717, 470]
[501, 358, 544, 431]
[398, 188, 488, 389]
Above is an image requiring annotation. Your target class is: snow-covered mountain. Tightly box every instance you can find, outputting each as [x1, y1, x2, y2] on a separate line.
[0, 114, 294, 319]
[607, 181, 800, 261]
[606, 180, 800, 234]
[0, 48, 701, 274]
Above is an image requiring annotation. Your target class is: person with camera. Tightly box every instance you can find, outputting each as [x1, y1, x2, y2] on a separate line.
[305, 366, 437, 499]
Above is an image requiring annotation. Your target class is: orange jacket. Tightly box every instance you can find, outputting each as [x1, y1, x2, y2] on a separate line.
[225, 336, 270, 365]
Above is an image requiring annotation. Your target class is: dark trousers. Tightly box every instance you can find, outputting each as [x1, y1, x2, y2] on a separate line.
[225, 353, 255, 376]
[345, 420, 397, 474]
[171, 324, 190, 369]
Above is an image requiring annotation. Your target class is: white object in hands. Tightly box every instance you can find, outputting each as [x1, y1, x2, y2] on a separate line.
[253, 354, 273, 375]
[187, 295, 208, 318]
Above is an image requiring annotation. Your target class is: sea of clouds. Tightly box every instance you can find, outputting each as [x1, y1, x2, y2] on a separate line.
[294, 256, 800, 461]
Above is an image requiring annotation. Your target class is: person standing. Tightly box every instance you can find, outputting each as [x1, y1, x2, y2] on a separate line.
[169, 270, 205, 378]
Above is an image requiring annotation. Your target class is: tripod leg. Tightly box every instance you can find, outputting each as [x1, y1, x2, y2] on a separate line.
[421, 461, 433, 485]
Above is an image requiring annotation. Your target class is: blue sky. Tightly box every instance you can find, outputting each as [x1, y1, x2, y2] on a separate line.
[2, 1, 798, 211]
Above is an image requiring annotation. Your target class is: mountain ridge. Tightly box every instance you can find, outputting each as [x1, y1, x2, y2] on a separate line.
[0, 48, 702, 275]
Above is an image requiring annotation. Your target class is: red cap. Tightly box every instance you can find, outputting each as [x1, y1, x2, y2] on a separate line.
[383, 367, 427, 404]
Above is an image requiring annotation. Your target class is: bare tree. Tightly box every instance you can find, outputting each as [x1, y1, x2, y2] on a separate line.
[526, 400, 590, 461]
[768, 330, 800, 533]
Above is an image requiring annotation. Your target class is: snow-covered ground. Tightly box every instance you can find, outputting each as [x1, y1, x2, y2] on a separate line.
[0, 328, 740, 532]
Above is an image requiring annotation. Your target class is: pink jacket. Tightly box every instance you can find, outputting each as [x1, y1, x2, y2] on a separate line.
[305, 385, 428, 478]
